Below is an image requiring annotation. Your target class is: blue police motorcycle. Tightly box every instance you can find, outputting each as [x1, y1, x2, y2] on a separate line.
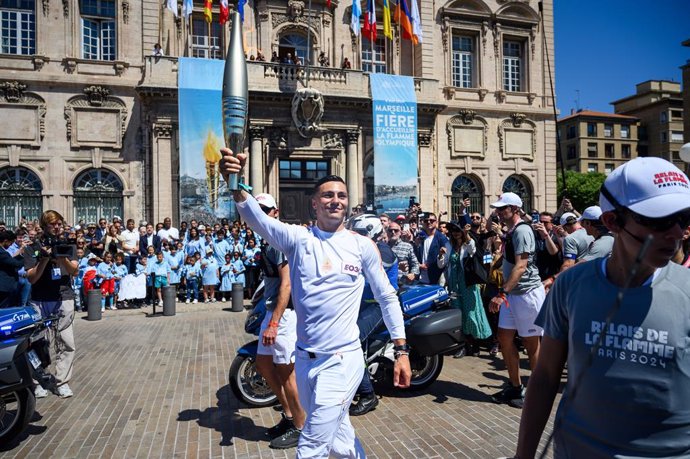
[229, 284, 464, 407]
[0, 307, 57, 444]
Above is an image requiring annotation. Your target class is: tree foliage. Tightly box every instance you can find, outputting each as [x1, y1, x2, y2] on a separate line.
[557, 170, 606, 212]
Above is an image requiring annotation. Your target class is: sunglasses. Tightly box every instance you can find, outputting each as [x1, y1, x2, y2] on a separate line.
[424, 219, 437, 223]
[471, 215, 481, 220]
[626, 209, 690, 232]
[387, 228, 400, 233]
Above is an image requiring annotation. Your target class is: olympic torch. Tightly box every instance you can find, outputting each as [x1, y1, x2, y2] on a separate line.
[222, 10, 248, 191]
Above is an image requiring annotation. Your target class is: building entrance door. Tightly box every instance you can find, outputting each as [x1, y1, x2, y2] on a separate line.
[277, 158, 330, 224]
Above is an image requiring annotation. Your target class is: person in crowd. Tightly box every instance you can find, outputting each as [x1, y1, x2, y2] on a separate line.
[82, 253, 100, 299]
[243, 238, 261, 298]
[24, 210, 79, 399]
[148, 251, 170, 306]
[213, 229, 232, 267]
[0, 230, 27, 308]
[578, 205, 615, 262]
[516, 157, 690, 458]
[483, 232, 504, 357]
[139, 223, 161, 258]
[418, 213, 451, 285]
[72, 247, 87, 311]
[531, 211, 562, 288]
[221, 148, 410, 458]
[342, 57, 351, 69]
[186, 227, 204, 258]
[488, 192, 545, 409]
[672, 225, 690, 266]
[95, 218, 108, 242]
[121, 218, 140, 273]
[386, 220, 419, 285]
[104, 224, 123, 257]
[219, 253, 234, 302]
[153, 43, 164, 57]
[318, 51, 329, 66]
[201, 247, 219, 303]
[271, 51, 280, 63]
[183, 255, 201, 303]
[256, 50, 266, 61]
[113, 252, 129, 308]
[231, 251, 246, 289]
[135, 255, 151, 306]
[86, 223, 104, 258]
[97, 251, 116, 311]
[157, 217, 179, 244]
[558, 212, 594, 272]
[442, 223, 492, 358]
[166, 243, 184, 298]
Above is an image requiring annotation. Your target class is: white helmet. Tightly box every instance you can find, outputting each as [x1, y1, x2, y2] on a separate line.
[347, 214, 383, 240]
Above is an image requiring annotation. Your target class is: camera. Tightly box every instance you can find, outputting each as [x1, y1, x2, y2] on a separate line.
[38, 235, 76, 259]
[490, 214, 500, 224]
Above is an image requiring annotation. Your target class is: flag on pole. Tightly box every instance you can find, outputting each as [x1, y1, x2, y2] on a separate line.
[203, 0, 212, 23]
[327, 0, 332, 8]
[219, 0, 229, 24]
[383, 0, 392, 39]
[238, 0, 247, 22]
[362, 0, 377, 41]
[410, 0, 422, 44]
[165, 0, 178, 17]
[396, 0, 415, 44]
[350, 0, 362, 36]
[182, 0, 193, 18]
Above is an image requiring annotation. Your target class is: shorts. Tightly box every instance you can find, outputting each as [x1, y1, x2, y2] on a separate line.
[154, 275, 168, 288]
[100, 278, 115, 295]
[257, 308, 297, 365]
[498, 285, 545, 337]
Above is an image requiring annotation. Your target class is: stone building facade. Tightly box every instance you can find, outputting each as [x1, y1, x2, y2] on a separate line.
[612, 80, 685, 170]
[0, 0, 557, 226]
[557, 110, 639, 175]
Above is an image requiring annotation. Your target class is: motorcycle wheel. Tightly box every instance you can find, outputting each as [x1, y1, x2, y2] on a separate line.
[0, 388, 35, 444]
[228, 355, 278, 407]
[407, 352, 443, 391]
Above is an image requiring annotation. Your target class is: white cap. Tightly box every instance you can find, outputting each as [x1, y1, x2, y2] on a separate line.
[578, 206, 603, 222]
[560, 212, 578, 225]
[256, 193, 277, 209]
[490, 192, 523, 208]
[600, 157, 690, 218]
[198, 225, 206, 230]
[113, 215, 122, 221]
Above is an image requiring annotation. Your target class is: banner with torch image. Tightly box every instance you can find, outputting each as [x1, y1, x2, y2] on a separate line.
[178, 57, 237, 222]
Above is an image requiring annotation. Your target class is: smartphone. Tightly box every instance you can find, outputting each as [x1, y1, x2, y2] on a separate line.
[403, 223, 410, 231]
[531, 210, 540, 222]
[490, 215, 499, 224]
[462, 192, 470, 200]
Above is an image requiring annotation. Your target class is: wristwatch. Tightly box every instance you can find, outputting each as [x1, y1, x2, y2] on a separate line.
[393, 343, 411, 359]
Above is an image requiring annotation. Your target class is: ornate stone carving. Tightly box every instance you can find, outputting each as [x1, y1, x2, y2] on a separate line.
[351, 31, 358, 49]
[258, 8, 269, 21]
[268, 129, 288, 149]
[122, 0, 130, 23]
[458, 109, 476, 125]
[493, 23, 502, 55]
[62, 0, 69, 16]
[153, 124, 173, 139]
[478, 88, 488, 101]
[64, 91, 128, 148]
[42, 0, 49, 16]
[441, 18, 450, 52]
[531, 25, 537, 58]
[288, 0, 304, 19]
[482, 21, 489, 52]
[32, 56, 47, 71]
[527, 92, 537, 105]
[83, 85, 110, 106]
[345, 129, 359, 144]
[418, 132, 432, 147]
[248, 125, 265, 140]
[272, 11, 319, 30]
[0, 81, 27, 102]
[175, 16, 182, 37]
[495, 90, 506, 103]
[113, 62, 127, 76]
[511, 112, 526, 127]
[323, 132, 343, 149]
[322, 12, 332, 27]
[63, 58, 77, 73]
[444, 86, 455, 99]
[292, 87, 325, 138]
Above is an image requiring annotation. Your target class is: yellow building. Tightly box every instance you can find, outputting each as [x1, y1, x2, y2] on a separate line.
[557, 110, 638, 175]
[0, 0, 558, 226]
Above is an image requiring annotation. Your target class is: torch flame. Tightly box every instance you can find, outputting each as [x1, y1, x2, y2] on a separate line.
[203, 130, 222, 162]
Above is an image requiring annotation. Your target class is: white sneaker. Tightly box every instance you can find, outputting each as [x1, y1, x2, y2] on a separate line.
[192, 299, 198, 304]
[101, 306, 105, 312]
[35, 386, 49, 398]
[57, 384, 73, 398]
[221, 297, 226, 302]
[111, 303, 117, 310]
[185, 299, 190, 304]
[211, 298, 216, 303]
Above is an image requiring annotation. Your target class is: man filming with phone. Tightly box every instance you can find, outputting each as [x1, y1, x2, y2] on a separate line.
[24, 210, 78, 399]
[515, 157, 690, 458]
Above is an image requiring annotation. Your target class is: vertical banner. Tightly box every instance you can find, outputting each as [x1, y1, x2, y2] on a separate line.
[370, 74, 418, 215]
[178, 57, 237, 222]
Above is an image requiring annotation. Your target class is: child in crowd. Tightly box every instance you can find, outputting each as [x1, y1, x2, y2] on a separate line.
[231, 251, 246, 291]
[148, 251, 171, 306]
[183, 255, 201, 303]
[136, 255, 152, 306]
[200, 247, 219, 303]
[82, 254, 100, 298]
[97, 251, 116, 311]
[73, 248, 87, 311]
[166, 244, 184, 299]
[219, 253, 235, 302]
[113, 252, 129, 308]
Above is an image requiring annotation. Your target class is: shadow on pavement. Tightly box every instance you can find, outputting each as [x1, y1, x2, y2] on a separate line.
[377, 379, 492, 404]
[0, 411, 47, 452]
[177, 384, 265, 446]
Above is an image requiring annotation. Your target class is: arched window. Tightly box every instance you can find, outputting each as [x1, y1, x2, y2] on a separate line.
[279, 33, 311, 65]
[0, 167, 43, 228]
[450, 174, 483, 219]
[502, 175, 532, 212]
[73, 169, 123, 223]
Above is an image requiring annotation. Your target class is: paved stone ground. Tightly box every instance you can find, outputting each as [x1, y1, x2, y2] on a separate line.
[0, 302, 558, 458]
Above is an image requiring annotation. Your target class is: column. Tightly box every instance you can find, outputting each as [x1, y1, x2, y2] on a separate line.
[152, 123, 174, 223]
[346, 129, 360, 208]
[249, 125, 265, 193]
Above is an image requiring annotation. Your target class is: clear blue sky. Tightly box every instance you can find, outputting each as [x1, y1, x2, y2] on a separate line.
[554, 0, 690, 116]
